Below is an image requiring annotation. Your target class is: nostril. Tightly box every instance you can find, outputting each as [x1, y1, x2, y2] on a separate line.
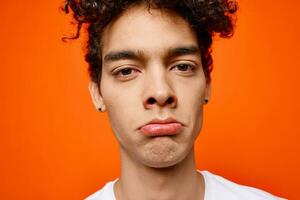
[147, 97, 156, 105]
[166, 97, 174, 104]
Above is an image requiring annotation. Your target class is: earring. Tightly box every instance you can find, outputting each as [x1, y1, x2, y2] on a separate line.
[204, 99, 209, 104]
[98, 104, 106, 112]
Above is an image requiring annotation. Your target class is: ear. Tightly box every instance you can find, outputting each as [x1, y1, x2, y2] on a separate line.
[88, 81, 106, 111]
[204, 80, 212, 103]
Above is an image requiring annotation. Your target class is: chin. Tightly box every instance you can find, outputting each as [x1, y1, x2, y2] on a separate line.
[144, 160, 181, 169]
[140, 146, 189, 168]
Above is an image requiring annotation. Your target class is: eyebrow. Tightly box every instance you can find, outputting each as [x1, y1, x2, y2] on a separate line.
[166, 45, 200, 59]
[104, 50, 144, 63]
[103, 45, 200, 63]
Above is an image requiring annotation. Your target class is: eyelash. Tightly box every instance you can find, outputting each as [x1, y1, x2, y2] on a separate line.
[171, 63, 195, 72]
[112, 67, 139, 77]
[113, 63, 195, 78]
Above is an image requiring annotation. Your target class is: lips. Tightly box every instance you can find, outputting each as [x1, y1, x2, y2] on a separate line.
[139, 118, 183, 136]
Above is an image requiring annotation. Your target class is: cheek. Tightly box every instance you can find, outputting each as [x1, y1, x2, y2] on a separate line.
[176, 78, 206, 137]
[105, 100, 135, 146]
[177, 77, 206, 110]
[101, 82, 141, 140]
[102, 86, 140, 121]
[104, 96, 132, 133]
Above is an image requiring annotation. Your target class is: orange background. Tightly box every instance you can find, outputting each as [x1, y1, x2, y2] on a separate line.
[1, 0, 299, 199]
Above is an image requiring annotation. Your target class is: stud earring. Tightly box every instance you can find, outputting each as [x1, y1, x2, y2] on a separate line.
[98, 104, 106, 112]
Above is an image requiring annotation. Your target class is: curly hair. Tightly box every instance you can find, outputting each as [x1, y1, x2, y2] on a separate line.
[63, 0, 237, 84]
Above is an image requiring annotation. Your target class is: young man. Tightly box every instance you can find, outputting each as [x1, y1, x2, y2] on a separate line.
[64, 0, 284, 199]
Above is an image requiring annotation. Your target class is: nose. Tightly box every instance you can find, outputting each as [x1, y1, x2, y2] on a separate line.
[143, 70, 177, 110]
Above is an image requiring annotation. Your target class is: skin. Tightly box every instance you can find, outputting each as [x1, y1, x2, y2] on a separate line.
[89, 4, 211, 200]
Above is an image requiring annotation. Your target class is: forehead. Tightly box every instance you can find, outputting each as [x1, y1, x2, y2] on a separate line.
[101, 4, 198, 57]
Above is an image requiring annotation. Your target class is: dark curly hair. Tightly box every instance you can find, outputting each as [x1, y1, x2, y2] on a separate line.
[63, 0, 237, 84]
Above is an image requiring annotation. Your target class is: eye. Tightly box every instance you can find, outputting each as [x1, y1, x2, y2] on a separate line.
[172, 63, 195, 72]
[119, 68, 134, 76]
[112, 67, 139, 79]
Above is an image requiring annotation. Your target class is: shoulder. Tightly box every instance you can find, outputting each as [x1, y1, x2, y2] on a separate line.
[200, 170, 286, 200]
[84, 179, 118, 200]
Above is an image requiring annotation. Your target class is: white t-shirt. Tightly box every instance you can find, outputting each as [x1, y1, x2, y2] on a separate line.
[85, 170, 286, 200]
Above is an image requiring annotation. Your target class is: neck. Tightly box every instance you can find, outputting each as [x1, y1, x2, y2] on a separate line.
[114, 146, 205, 200]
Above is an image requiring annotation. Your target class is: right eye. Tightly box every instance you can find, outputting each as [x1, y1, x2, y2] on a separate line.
[112, 67, 140, 79]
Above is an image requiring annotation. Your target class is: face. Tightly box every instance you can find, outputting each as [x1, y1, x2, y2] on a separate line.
[89, 4, 211, 168]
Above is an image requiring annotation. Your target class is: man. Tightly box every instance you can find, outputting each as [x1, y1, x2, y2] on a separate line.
[64, 0, 285, 199]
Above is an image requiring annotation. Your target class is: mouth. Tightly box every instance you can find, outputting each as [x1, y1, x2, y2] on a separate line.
[138, 117, 183, 137]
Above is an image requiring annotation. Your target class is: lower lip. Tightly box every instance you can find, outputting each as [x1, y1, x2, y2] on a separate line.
[139, 123, 183, 136]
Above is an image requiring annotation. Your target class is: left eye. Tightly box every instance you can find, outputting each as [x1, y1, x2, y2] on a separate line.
[172, 63, 195, 72]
